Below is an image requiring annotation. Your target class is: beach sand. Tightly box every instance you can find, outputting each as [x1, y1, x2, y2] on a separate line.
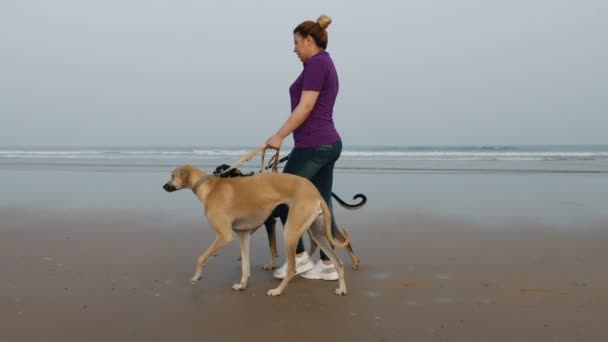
[2, 204, 608, 342]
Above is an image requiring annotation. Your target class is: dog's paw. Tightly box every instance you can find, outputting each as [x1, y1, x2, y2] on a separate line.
[191, 276, 202, 284]
[266, 288, 282, 296]
[232, 283, 246, 291]
[262, 263, 275, 270]
[334, 288, 348, 296]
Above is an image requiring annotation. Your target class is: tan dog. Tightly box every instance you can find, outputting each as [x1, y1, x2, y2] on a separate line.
[163, 165, 350, 296]
[212, 164, 366, 271]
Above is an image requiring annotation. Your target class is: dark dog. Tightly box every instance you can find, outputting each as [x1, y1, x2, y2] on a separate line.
[213, 164, 366, 270]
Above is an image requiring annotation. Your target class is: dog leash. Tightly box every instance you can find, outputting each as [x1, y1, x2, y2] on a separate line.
[266, 154, 290, 171]
[192, 145, 280, 194]
[261, 148, 281, 173]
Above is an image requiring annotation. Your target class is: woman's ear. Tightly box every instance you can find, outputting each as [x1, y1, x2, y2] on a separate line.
[304, 35, 314, 46]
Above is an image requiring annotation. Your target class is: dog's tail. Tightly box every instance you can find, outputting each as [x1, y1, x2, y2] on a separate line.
[320, 199, 350, 248]
[332, 192, 367, 210]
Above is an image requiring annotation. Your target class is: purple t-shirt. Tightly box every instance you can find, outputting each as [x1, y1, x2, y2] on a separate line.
[289, 50, 341, 148]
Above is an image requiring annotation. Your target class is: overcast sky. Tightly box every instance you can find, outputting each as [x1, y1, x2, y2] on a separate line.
[1, 0, 606, 147]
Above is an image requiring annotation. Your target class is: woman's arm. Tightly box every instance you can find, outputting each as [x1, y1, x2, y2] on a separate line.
[266, 90, 320, 149]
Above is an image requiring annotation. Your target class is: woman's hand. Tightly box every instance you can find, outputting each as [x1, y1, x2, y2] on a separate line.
[266, 134, 284, 150]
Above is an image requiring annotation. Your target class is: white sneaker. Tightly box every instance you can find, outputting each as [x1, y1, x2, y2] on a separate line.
[300, 260, 339, 281]
[273, 252, 314, 279]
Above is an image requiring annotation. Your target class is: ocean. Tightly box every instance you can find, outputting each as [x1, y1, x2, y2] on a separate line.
[1, 145, 607, 226]
[1, 145, 607, 173]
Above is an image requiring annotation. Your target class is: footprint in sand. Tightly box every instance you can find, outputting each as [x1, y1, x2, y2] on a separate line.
[370, 273, 391, 280]
[435, 297, 454, 304]
[406, 300, 418, 307]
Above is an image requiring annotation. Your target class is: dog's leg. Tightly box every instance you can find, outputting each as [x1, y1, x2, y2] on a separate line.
[307, 225, 358, 270]
[263, 218, 278, 270]
[345, 244, 360, 270]
[309, 216, 348, 296]
[307, 230, 318, 257]
[267, 224, 305, 296]
[237, 225, 260, 262]
[267, 211, 317, 296]
[232, 231, 251, 291]
[336, 227, 360, 270]
[267, 237, 297, 296]
[191, 223, 233, 284]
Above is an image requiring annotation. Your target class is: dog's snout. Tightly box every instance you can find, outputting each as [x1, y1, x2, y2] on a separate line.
[163, 182, 177, 192]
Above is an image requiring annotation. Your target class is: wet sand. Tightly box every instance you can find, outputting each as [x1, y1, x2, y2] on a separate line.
[2, 207, 608, 342]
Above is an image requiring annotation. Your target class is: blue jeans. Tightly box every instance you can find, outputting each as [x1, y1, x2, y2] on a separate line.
[277, 140, 342, 261]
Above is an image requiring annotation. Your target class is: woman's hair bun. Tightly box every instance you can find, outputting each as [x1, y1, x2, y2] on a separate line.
[317, 15, 332, 30]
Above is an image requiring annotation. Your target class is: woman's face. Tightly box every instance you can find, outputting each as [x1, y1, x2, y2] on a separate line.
[293, 33, 312, 62]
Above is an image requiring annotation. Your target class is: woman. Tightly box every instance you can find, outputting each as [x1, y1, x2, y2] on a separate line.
[265, 14, 342, 281]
